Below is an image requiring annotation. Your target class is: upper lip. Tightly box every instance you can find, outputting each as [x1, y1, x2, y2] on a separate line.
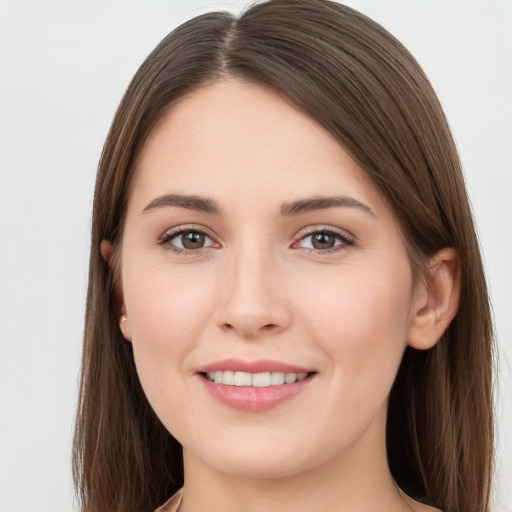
[196, 358, 314, 374]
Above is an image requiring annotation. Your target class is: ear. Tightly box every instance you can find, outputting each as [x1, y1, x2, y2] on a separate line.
[407, 248, 461, 350]
[100, 239, 132, 342]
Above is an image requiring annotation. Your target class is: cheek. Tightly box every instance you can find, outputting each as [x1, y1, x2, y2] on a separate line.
[122, 265, 217, 401]
[287, 268, 413, 452]
[125, 264, 216, 340]
[297, 265, 413, 391]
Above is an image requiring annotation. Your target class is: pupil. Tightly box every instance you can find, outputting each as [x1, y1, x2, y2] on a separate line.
[182, 231, 205, 249]
[312, 233, 335, 249]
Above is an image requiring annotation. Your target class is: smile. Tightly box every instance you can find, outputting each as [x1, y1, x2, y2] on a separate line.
[204, 370, 309, 387]
[197, 360, 317, 412]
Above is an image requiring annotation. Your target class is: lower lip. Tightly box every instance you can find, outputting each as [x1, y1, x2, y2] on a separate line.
[200, 374, 314, 412]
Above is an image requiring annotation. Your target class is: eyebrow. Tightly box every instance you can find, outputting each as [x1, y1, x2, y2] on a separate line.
[281, 196, 376, 217]
[141, 193, 375, 218]
[142, 193, 221, 215]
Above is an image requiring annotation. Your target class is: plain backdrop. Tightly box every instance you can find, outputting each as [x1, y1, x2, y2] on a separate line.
[0, 1, 510, 511]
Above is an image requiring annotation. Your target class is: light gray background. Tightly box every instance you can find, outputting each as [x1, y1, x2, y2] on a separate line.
[0, 1, 510, 511]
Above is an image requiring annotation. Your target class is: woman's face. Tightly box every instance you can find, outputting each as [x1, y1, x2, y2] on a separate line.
[118, 78, 419, 479]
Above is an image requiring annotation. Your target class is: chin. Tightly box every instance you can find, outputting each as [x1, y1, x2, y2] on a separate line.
[206, 452, 312, 480]
[182, 429, 341, 481]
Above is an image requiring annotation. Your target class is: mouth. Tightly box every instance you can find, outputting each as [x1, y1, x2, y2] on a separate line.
[196, 360, 317, 412]
[201, 370, 314, 387]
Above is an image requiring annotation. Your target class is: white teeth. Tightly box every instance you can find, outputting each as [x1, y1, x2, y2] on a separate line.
[284, 372, 297, 384]
[223, 370, 235, 385]
[234, 371, 252, 386]
[205, 370, 310, 387]
[270, 371, 285, 385]
[252, 372, 271, 387]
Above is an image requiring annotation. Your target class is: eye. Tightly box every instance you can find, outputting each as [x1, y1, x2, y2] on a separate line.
[159, 228, 217, 252]
[295, 229, 353, 252]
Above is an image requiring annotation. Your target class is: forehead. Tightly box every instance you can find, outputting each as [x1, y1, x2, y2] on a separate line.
[129, 78, 387, 218]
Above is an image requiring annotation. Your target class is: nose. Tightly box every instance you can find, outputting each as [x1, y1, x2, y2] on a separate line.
[215, 246, 292, 340]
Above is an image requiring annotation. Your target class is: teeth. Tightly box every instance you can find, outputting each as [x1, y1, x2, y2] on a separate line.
[234, 371, 252, 386]
[252, 372, 271, 387]
[205, 370, 309, 387]
[284, 372, 297, 384]
[222, 370, 235, 385]
[270, 371, 285, 385]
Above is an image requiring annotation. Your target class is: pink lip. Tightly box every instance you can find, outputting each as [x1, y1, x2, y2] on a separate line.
[196, 358, 312, 374]
[196, 359, 316, 413]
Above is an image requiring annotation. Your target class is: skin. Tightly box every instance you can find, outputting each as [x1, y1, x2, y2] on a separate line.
[103, 78, 459, 512]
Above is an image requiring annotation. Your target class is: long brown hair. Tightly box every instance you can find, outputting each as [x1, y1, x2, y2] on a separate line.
[73, 1, 494, 511]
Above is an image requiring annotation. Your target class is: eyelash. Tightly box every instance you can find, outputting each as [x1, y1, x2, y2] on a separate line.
[157, 226, 354, 256]
[157, 226, 217, 255]
[294, 228, 354, 255]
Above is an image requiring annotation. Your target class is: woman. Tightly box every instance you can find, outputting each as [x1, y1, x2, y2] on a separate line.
[73, 1, 494, 511]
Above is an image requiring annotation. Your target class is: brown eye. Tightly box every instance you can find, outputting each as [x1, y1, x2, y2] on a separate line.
[311, 232, 336, 249]
[160, 228, 216, 252]
[296, 229, 353, 252]
[181, 231, 206, 249]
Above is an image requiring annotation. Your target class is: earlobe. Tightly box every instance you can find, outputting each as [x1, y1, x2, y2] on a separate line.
[100, 239, 114, 264]
[407, 248, 461, 350]
[100, 239, 132, 342]
[119, 314, 132, 341]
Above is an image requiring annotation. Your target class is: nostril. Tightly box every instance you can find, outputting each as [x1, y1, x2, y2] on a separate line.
[222, 323, 236, 332]
[220, 321, 279, 337]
